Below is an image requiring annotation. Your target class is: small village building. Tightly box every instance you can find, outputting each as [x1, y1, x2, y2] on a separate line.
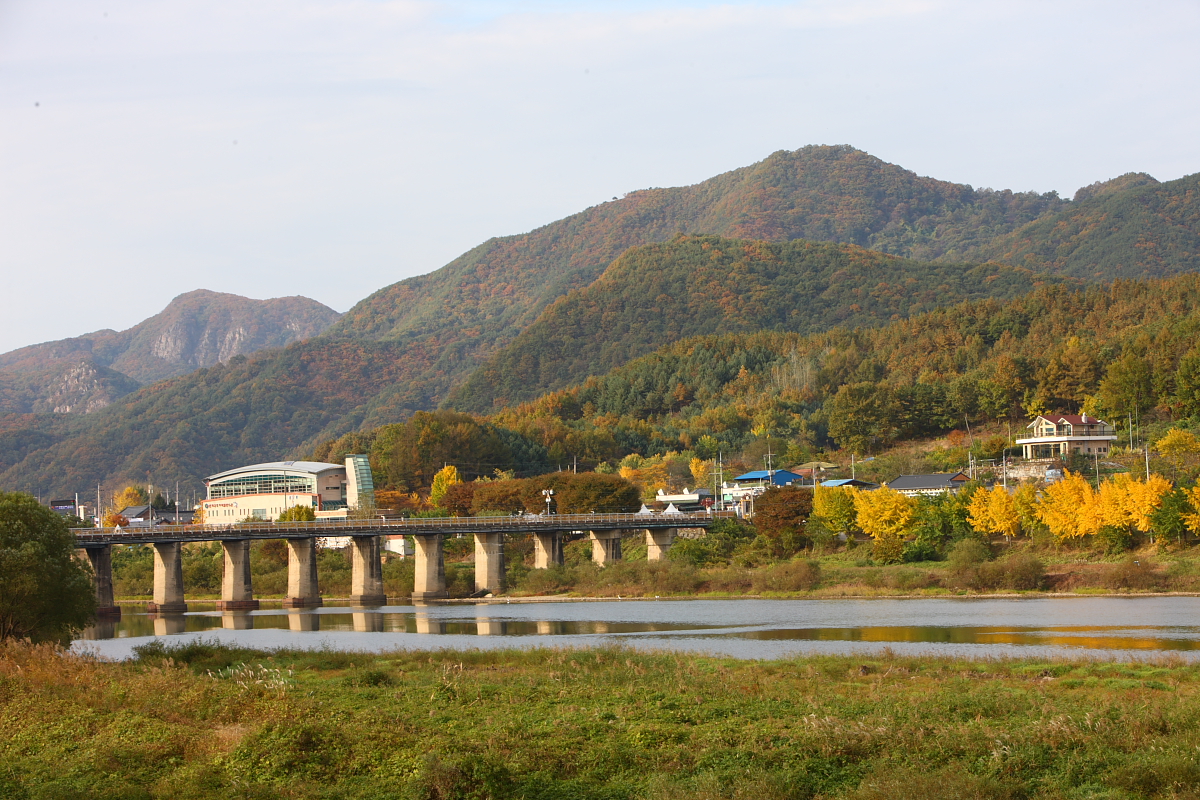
[113, 505, 196, 527]
[653, 487, 714, 512]
[1014, 413, 1118, 460]
[820, 478, 878, 489]
[887, 472, 970, 497]
[199, 456, 374, 522]
[721, 469, 807, 516]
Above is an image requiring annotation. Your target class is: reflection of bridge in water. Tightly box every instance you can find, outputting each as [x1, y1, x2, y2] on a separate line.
[80, 607, 696, 640]
[72, 512, 727, 618]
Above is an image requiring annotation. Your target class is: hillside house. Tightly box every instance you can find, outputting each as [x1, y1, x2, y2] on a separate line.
[1015, 413, 1117, 460]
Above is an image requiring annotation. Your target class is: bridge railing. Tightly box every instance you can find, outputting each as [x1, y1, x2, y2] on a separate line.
[72, 510, 736, 544]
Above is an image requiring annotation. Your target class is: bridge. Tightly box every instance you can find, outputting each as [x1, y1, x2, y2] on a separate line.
[72, 511, 728, 617]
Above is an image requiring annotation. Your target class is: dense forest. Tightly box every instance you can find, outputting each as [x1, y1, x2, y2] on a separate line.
[447, 235, 1056, 411]
[298, 274, 1200, 508]
[3, 146, 1200, 497]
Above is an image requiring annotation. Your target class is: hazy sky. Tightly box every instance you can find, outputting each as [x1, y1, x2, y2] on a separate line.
[2, 0, 1197, 354]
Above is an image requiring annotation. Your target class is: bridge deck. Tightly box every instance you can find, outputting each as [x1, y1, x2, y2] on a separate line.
[72, 511, 729, 546]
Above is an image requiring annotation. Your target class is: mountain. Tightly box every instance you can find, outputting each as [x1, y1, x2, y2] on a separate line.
[3, 146, 1200, 496]
[445, 235, 1060, 412]
[0, 290, 341, 414]
[325, 145, 1068, 403]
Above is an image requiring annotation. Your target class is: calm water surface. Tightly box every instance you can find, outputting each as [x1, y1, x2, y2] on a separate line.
[74, 597, 1200, 661]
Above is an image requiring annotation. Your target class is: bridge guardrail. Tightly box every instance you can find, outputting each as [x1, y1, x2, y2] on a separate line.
[71, 510, 736, 545]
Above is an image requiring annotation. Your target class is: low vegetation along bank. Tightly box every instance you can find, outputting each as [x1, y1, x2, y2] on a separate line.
[4, 640, 1200, 799]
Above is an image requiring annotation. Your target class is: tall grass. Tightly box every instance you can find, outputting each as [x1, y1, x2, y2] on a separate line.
[4, 640, 1200, 798]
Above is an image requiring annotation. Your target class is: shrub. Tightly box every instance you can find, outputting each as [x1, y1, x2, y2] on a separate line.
[751, 560, 821, 593]
[978, 552, 1046, 591]
[943, 538, 992, 589]
[1101, 557, 1161, 590]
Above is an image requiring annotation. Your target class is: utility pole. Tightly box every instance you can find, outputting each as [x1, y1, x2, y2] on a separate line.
[717, 452, 725, 511]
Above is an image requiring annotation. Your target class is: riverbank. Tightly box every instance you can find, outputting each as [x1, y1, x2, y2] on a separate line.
[4, 639, 1200, 799]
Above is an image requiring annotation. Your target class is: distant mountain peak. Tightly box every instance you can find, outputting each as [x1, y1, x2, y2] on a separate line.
[0, 291, 341, 414]
[1073, 172, 1160, 203]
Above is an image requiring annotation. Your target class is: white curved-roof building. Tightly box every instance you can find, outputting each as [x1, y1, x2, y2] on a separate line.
[201, 457, 374, 522]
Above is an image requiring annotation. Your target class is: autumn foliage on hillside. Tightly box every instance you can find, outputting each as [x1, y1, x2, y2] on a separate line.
[447, 235, 1056, 412]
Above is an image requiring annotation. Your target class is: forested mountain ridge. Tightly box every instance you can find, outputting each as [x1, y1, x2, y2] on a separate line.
[478, 272, 1200, 475]
[0, 290, 341, 414]
[446, 235, 1059, 412]
[329, 144, 1066, 345]
[969, 172, 1200, 280]
[316, 145, 1074, 413]
[304, 272, 1200, 502]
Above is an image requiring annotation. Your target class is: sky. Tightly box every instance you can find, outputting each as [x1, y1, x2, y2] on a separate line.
[1, 0, 1198, 354]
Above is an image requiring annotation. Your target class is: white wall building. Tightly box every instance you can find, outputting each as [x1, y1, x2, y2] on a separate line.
[199, 456, 375, 523]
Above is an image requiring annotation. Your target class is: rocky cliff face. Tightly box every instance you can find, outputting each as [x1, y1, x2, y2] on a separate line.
[0, 290, 341, 412]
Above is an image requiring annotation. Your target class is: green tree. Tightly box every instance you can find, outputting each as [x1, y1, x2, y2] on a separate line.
[1096, 350, 1153, 420]
[277, 505, 316, 522]
[0, 492, 97, 644]
[1175, 348, 1200, 417]
[825, 382, 897, 455]
[1150, 488, 1190, 547]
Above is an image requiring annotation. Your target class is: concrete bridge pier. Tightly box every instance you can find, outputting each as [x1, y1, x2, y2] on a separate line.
[532, 533, 563, 569]
[645, 527, 677, 561]
[589, 530, 622, 565]
[411, 534, 447, 600]
[283, 538, 323, 608]
[350, 535, 387, 606]
[473, 532, 505, 594]
[147, 542, 188, 614]
[82, 544, 121, 617]
[217, 540, 259, 610]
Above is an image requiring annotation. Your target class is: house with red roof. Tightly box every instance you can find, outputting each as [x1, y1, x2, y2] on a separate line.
[1014, 413, 1118, 460]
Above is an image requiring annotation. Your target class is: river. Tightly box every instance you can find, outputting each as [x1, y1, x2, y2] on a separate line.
[73, 596, 1200, 661]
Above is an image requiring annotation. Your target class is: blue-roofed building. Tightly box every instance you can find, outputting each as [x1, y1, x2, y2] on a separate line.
[731, 469, 805, 486]
[722, 469, 807, 517]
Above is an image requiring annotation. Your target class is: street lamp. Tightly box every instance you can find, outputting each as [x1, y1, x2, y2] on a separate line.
[542, 489, 555, 515]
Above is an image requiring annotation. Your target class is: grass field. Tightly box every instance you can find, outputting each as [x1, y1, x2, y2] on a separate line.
[4, 639, 1200, 799]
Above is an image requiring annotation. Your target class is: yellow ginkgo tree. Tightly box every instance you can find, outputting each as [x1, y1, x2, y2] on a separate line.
[853, 486, 916, 563]
[967, 485, 1020, 540]
[813, 484, 859, 537]
[1035, 471, 1103, 542]
[1099, 473, 1173, 540]
[430, 465, 461, 508]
